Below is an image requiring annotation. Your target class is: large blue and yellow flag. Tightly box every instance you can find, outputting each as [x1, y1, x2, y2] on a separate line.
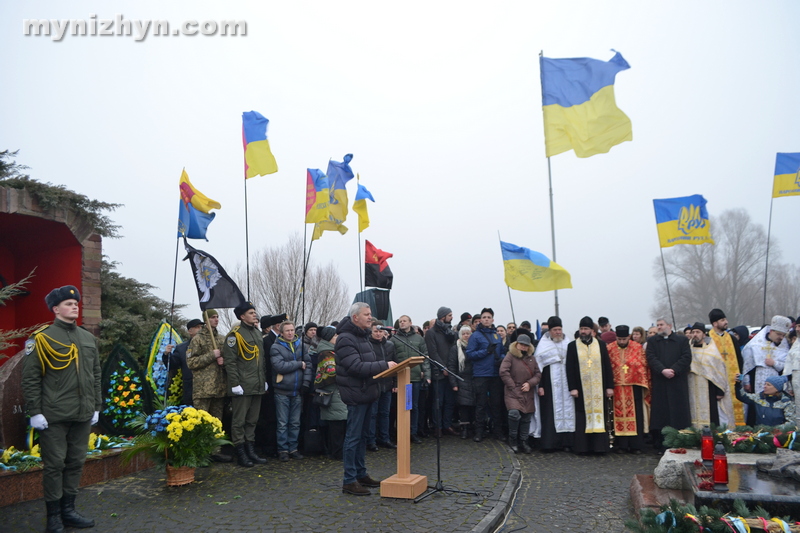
[305, 169, 330, 224]
[772, 153, 800, 198]
[242, 111, 278, 178]
[541, 51, 632, 158]
[178, 169, 220, 240]
[500, 241, 572, 292]
[653, 194, 714, 248]
[312, 154, 355, 241]
[353, 180, 374, 233]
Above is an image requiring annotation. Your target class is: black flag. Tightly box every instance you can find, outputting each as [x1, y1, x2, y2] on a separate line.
[183, 237, 245, 310]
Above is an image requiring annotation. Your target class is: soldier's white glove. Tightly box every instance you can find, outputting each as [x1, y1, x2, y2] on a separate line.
[231, 385, 244, 396]
[91, 411, 99, 425]
[265, 382, 269, 392]
[31, 414, 48, 430]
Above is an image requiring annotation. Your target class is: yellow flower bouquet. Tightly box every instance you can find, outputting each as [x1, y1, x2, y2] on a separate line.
[124, 405, 229, 468]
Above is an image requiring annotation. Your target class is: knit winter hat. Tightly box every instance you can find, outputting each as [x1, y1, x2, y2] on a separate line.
[437, 307, 452, 320]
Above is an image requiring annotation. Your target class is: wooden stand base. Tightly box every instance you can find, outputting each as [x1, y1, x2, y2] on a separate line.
[380, 473, 428, 499]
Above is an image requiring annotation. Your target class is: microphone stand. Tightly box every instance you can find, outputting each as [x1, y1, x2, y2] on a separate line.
[388, 329, 480, 503]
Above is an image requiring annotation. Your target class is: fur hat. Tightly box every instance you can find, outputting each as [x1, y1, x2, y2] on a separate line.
[45, 285, 80, 310]
[234, 302, 256, 319]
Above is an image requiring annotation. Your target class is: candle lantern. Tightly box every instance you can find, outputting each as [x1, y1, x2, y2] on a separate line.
[713, 443, 728, 492]
[700, 426, 714, 467]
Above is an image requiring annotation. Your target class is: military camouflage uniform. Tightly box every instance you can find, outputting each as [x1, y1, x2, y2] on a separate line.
[186, 325, 226, 421]
[22, 319, 101, 503]
[223, 322, 266, 446]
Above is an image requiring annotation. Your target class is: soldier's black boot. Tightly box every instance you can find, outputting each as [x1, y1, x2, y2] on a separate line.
[46, 500, 65, 533]
[235, 444, 253, 467]
[245, 442, 267, 464]
[60, 494, 94, 528]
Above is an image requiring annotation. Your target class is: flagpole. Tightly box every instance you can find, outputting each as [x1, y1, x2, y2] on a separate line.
[762, 196, 774, 324]
[658, 248, 676, 328]
[164, 234, 181, 405]
[540, 50, 559, 318]
[358, 176, 363, 295]
[498, 232, 517, 323]
[244, 177, 251, 300]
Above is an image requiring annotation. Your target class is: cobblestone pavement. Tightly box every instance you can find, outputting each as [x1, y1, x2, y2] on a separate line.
[3, 438, 659, 532]
[497, 449, 661, 533]
[4, 437, 515, 533]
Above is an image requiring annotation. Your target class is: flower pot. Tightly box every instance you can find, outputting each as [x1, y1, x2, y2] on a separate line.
[165, 465, 195, 486]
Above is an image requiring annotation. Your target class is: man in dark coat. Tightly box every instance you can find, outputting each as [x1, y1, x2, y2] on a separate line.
[566, 317, 614, 455]
[335, 302, 397, 496]
[424, 306, 458, 436]
[256, 313, 286, 457]
[645, 318, 692, 453]
[368, 320, 397, 449]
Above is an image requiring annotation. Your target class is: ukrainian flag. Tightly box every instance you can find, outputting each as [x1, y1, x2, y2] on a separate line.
[305, 169, 330, 224]
[352, 181, 374, 233]
[312, 154, 355, 241]
[772, 153, 800, 198]
[242, 111, 278, 178]
[500, 241, 572, 292]
[541, 51, 632, 158]
[653, 195, 714, 248]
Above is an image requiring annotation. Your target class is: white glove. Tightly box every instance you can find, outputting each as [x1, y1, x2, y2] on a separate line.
[31, 414, 48, 431]
[231, 385, 244, 396]
[91, 411, 99, 425]
[265, 382, 269, 392]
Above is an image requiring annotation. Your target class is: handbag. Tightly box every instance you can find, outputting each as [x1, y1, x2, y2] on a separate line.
[313, 390, 333, 407]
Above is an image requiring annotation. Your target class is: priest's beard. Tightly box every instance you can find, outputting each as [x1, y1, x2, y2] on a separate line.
[580, 334, 593, 344]
[692, 340, 703, 347]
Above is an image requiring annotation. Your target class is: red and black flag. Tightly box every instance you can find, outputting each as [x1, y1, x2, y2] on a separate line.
[183, 237, 245, 310]
[364, 240, 393, 289]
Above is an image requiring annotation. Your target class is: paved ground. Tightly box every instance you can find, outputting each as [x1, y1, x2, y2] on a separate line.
[3, 437, 659, 532]
[499, 450, 660, 533]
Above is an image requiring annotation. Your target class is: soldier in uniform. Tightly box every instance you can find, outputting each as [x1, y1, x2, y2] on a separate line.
[186, 309, 231, 462]
[22, 285, 101, 532]
[223, 302, 268, 467]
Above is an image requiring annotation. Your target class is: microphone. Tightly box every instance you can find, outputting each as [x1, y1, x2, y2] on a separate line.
[377, 326, 396, 332]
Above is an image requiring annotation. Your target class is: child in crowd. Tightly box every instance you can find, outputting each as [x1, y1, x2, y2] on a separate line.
[735, 374, 795, 426]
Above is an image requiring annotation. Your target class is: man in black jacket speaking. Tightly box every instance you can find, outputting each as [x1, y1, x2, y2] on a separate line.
[335, 302, 397, 495]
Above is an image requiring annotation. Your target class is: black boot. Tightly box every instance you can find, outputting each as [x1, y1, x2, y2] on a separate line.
[60, 494, 94, 528]
[473, 423, 484, 443]
[507, 410, 520, 453]
[519, 416, 532, 454]
[245, 442, 267, 464]
[460, 424, 469, 440]
[235, 444, 253, 467]
[46, 501, 65, 533]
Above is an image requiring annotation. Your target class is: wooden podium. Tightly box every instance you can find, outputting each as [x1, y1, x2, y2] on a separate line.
[373, 356, 428, 499]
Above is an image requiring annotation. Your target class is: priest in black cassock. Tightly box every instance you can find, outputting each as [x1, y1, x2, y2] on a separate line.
[566, 316, 614, 455]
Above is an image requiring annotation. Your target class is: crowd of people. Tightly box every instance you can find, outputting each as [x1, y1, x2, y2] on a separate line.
[177, 303, 799, 474]
[22, 284, 800, 521]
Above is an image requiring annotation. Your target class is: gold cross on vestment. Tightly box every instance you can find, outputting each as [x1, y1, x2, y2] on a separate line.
[622, 364, 629, 374]
[587, 359, 593, 368]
